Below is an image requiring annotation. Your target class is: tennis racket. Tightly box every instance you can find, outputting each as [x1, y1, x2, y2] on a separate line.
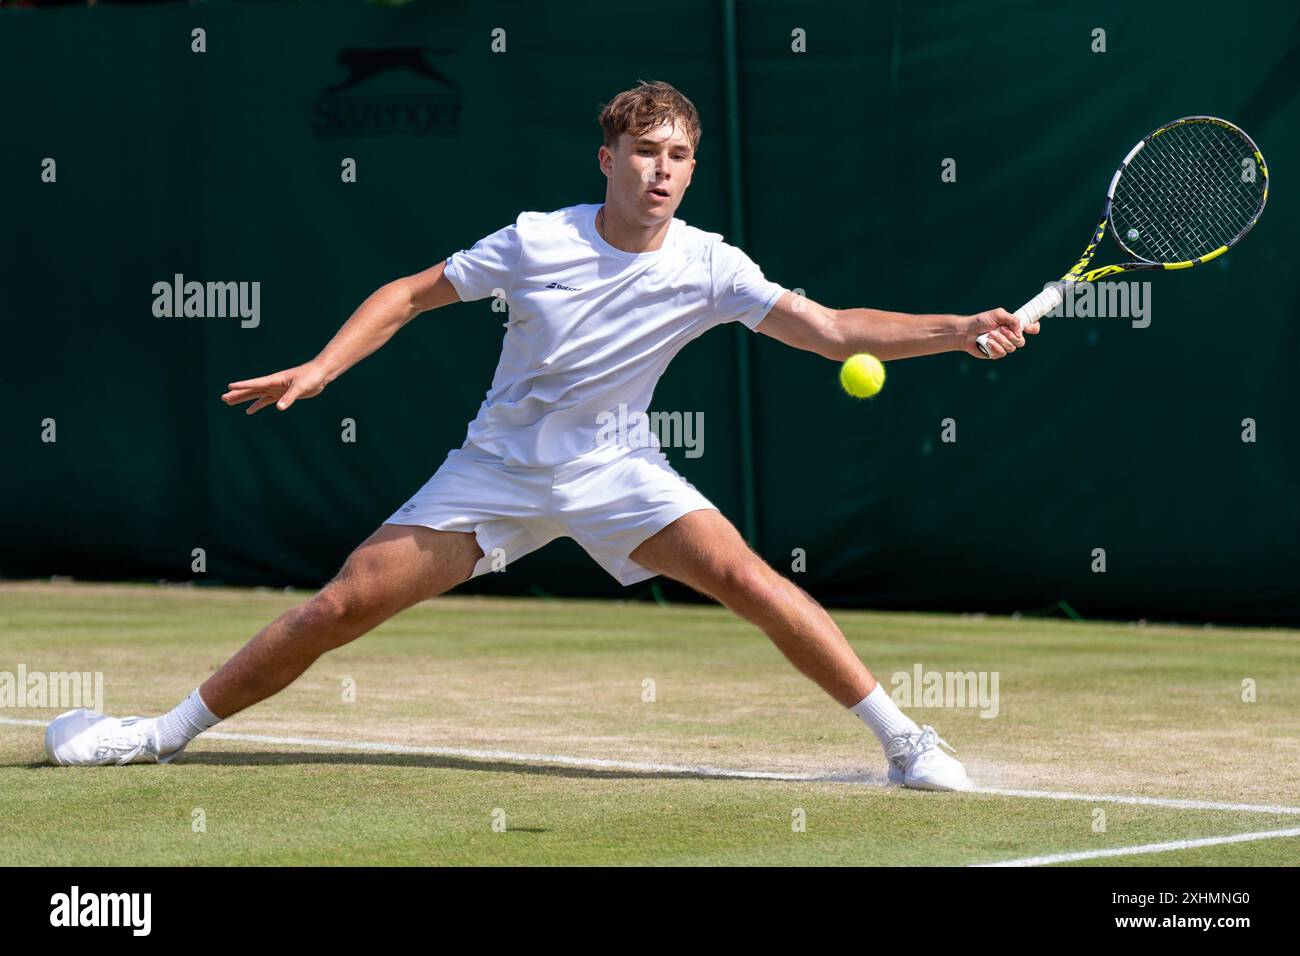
[977, 115, 1268, 357]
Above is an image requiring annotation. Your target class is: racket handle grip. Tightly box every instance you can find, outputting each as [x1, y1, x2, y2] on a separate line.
[975, 283, 1064, 358]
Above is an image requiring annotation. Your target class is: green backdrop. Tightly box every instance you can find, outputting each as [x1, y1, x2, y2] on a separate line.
[2, 0, 1297, 624]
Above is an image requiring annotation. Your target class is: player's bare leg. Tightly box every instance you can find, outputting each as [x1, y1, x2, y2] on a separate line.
[631, 509, 877, 703]
[45, 525, 483, 766]
[630, 509, 970, 790]
[201, 524, 484, 718]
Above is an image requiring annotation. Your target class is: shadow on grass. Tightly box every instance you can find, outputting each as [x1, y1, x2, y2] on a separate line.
[19, 749, 888, 786]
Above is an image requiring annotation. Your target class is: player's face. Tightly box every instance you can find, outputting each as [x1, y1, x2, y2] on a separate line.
[601, 121, 695, 223]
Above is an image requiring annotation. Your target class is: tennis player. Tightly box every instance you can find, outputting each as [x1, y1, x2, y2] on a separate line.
[47, 81, 1036, 790]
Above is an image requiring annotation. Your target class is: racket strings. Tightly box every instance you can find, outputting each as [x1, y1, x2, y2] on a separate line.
[1111, 121, 1264, 264]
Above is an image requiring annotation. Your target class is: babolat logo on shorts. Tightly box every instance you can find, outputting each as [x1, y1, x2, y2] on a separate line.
[49, 886, 151, 936]
[544, 281, 583, 292]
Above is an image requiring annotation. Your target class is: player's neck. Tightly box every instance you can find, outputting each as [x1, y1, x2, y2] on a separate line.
[596, 203, 671, 254]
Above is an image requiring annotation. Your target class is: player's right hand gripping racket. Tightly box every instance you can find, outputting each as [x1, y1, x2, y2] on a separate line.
[977, 116, 1269, 357]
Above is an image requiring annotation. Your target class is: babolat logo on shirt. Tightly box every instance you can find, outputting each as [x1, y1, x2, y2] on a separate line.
[544, 281, 583, 292]
[49, 886, 152, 936]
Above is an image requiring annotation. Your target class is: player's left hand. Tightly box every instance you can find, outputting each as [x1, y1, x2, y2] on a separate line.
[962, 308, 1038, 359]
[222, 361, 329, 414]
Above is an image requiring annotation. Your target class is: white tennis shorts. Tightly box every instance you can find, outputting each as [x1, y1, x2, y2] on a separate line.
[384, 442, 717, 585]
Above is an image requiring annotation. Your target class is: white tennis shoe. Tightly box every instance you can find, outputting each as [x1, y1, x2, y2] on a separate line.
[886, 725, 972, 791]
[45, 708, 182, 766]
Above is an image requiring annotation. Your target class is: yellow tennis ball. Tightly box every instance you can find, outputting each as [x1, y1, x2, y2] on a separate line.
[839, 353, 885, 398]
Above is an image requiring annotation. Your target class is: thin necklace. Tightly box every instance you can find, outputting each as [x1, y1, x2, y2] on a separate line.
[597, 205, 607, 241]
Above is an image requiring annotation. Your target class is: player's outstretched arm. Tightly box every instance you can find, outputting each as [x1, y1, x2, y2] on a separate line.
[756, 291, 1039, 361]
[221, 261, 461, 414]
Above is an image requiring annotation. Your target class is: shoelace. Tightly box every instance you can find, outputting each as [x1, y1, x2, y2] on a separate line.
[917, 725, 957, 756]
[888, 725, 957, 765]
[93, 724, 153, 762]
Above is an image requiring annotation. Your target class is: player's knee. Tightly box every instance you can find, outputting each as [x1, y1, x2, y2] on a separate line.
[301, 581, 380, 633]
[716, 559, 777, 606]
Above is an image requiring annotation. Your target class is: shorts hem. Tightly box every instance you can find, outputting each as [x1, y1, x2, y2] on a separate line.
[381, 517, 498, 579]
[604, 503, 719, 587]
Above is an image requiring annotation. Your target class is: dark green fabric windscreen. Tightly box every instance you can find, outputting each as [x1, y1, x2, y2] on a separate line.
[2, 1, 1297, 623]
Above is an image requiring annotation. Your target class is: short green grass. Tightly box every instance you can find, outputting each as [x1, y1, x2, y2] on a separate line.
[2, 582, 1297, 866]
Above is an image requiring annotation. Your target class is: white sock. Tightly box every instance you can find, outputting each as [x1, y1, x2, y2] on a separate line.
[850, 683, 920, 749]
[156, 688, 220, 755]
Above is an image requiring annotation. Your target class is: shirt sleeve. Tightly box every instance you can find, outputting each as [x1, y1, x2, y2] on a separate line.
[442, 219, 524, 303]
[710, 240, 786, 330]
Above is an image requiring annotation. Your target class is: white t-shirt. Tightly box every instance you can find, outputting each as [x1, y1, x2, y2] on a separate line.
[441, 203, 786, 467]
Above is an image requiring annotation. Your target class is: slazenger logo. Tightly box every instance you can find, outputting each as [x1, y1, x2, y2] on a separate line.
[50, 886, 151, 937]
[312, 47, 462, 138]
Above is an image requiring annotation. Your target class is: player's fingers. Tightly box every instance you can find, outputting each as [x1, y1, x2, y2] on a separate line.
[998, 313, 1026, 345]
[991, 328, 1024, 349]
[276, 383, 305, 411]
[222, 387, 267, 405]
[990, 308, 1019, 331]
[990, 332, 1016, 355]
[227, 373, 286, 391]
[1024, 320, 1041, 335]
[983, 337, 1008, 359]
[245, 396, 276, 415]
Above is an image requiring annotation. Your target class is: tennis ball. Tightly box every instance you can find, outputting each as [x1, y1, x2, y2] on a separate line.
[839, 353, 885, 398]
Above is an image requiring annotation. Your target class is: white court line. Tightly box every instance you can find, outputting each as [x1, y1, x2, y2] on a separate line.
[974, 827, 1300, 867]
[973, 786, 1300, 817]
[6, 715, 1300, 818]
